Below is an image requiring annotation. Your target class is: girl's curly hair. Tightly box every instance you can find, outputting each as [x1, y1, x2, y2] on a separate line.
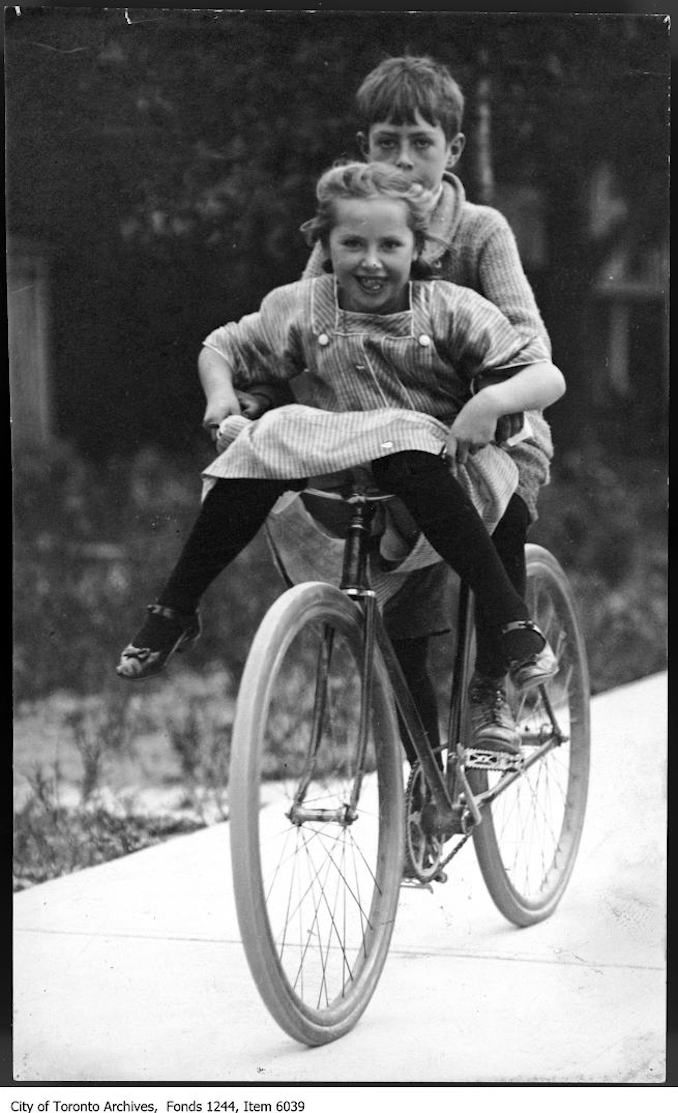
[300, 161, 435, 269]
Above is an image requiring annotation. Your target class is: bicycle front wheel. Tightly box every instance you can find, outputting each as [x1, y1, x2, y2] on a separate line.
[469, 545, 590, 926]
[229, 581, 404, 1045]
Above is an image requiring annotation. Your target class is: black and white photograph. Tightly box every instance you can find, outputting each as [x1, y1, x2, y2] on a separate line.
[8, 5, 670, 1088]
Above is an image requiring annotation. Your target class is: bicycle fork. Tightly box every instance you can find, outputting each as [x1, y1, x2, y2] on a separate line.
[288, 496, 381, 828]
[342, 496, 460, 835]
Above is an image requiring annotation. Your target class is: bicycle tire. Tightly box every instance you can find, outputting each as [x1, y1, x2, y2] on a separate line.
[469, 544, 590, 926]
[229, 581, 404, 1045]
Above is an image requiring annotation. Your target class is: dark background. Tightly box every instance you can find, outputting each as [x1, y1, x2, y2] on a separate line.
[6, 7, 670, 458]
[7, 7, 669, 703]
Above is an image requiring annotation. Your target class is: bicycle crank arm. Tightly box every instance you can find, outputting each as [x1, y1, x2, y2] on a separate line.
[467, 737, 560, 812]
[519, 725, 569, 747]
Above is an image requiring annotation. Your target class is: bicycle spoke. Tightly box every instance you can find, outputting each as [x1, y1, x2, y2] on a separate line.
[246, 612, 399, 1017]
[230, 580, 402, 1042]
[470, 547, 590, 924]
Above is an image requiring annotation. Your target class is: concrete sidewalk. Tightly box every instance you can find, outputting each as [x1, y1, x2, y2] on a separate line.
[13, 673, 666, 1084]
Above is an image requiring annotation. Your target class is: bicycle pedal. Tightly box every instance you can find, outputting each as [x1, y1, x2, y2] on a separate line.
[400, 877, 434, 892]
[463, 748, 524, 772]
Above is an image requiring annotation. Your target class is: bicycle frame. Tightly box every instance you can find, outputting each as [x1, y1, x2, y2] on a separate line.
[336, 492, 567, 840]
[229, 492, 590, 1043]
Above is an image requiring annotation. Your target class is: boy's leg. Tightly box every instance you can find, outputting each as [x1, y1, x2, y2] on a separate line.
[391, 635, 440, 765]
[467, 494, 532, 755]
[384, 562, 453, 767]
[474, 493, 530, 679]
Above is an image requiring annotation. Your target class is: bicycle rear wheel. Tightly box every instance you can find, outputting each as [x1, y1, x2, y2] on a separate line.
[229, 581, 404, 1045]
[469, 545, 590, 926]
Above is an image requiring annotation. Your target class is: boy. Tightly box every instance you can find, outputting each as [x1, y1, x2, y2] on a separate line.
[221, 55, 556, 753]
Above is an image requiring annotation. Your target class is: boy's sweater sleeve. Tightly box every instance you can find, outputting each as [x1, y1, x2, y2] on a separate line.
[474, 212, 552, 353]
[436, 283, 550, 385]
[202, 284, 305, 390]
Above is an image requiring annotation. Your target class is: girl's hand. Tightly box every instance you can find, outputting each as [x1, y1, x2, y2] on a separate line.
[202, 389, 242, 442]
[445, 392, 501, 466]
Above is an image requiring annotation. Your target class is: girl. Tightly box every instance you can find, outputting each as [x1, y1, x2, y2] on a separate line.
[117, 161, 564, 755]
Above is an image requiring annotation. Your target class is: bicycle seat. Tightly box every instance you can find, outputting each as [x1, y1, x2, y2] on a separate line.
[299, 472, 420, 562]
[304, 466, 395, 504]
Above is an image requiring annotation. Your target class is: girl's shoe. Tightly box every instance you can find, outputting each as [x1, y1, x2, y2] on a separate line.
[116, 604, 202, 680]
[501, 619, 558, 690]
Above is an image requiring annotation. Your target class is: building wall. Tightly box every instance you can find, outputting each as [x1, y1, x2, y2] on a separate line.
[8, 237, 53, 447]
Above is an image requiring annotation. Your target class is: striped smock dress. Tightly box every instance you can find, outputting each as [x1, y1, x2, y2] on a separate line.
[202, 273, 549, 534]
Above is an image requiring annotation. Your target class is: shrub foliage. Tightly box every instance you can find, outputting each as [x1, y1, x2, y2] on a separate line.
[13, 439, 666, 703]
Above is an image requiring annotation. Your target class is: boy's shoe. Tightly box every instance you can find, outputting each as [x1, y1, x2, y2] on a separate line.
[501, 619, 559, 690]
[116, 604, 201, 680]
[467, 674, 521, 755]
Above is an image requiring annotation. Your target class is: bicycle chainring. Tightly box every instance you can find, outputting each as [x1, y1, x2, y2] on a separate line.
[404, 763, 445, 883]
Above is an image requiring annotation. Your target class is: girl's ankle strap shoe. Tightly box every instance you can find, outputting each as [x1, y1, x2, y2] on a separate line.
[116, 604, 202, 681]
[501, 619, 559, 690]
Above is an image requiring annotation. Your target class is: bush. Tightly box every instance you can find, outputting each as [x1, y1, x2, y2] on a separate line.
[12, 440, 283, 701]
[13, 439, 666, 703]
[13, 787, 204, 891]
[12, 438, 666, 889]
[530, 446, 667, 692]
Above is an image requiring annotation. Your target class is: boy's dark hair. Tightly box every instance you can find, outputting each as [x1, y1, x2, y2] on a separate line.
[356, 55, 465, 140]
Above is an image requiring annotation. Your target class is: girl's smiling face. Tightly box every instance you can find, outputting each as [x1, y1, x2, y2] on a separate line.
[327, 197, 416, 315]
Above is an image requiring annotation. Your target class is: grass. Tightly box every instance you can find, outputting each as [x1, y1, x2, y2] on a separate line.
[13, 439, 667, 890]
[14, 790, 205, 892]
[13, 668, 235, 891]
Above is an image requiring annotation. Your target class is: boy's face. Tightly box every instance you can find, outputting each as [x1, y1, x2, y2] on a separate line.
[361, 111, 464, 192]
[328, 197, 415, 315]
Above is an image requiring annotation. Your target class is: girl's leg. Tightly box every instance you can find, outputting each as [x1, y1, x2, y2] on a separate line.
[156, 478, 288, 614]
[117, 478, 287, 678]
[371, 453, 553, 753]
[371, 452, 538, 661]
[474, 493, 530, 679]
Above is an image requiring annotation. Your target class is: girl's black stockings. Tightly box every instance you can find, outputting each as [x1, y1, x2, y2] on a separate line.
[157, 478, 288, 614]
[371, 452, 541, 670]
[475, 492, 530, 678]
[151, 457, 537, 697]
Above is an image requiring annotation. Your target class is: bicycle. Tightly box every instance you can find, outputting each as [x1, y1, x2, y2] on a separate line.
[228, 478, 590, 1046]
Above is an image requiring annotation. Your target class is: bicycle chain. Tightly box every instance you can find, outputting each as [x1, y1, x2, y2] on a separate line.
[404, 764, 442, 882]
[405, 761, 474, 881]
[437, 827, 474, 871]
[404, 763, 476, 883]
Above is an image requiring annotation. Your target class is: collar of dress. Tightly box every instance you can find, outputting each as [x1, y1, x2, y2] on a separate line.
[310, 275, 433, 341]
